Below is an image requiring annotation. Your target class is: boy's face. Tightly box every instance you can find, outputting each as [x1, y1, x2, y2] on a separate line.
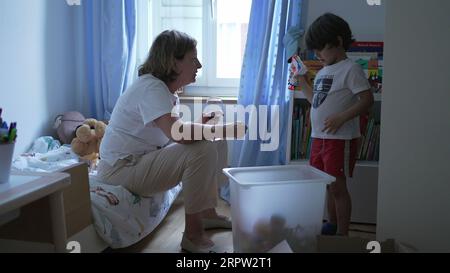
[314, 44, 344, 66]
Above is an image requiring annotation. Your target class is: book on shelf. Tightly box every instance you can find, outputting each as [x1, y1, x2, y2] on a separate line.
[357, 116, 380, 161]
[348, 41, 384, 94]
[347, 52, 378, 72]
[348, 41, 384, 59]
[347, 52, 383, 94]
[291, 102, 311, 160]
[349, 42, 383, 161]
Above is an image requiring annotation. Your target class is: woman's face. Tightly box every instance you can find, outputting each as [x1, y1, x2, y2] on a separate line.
[175, 49, 202, 86]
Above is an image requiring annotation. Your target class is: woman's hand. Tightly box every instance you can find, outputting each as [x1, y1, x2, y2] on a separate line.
[322, 113, 347, 134]
[223, 121, 247, 139]
[200, 111, 223, 124]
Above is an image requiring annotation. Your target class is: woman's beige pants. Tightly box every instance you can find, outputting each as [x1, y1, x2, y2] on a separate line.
[97, 140, 228, 214]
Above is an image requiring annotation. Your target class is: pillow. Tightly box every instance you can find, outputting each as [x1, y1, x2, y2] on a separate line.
[54, 111, 85, 144]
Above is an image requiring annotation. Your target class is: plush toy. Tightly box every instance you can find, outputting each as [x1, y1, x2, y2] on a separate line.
[71, 118, 107, 167]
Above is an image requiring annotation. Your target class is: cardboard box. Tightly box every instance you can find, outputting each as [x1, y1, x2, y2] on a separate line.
[0, 163, 92, 243]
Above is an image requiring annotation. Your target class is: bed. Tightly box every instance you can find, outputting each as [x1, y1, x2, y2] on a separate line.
[89, 175, 181, 248]
[2, 144, 182, 252]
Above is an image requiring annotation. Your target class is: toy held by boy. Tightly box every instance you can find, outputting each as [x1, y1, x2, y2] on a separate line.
[288, 55, 309, 91]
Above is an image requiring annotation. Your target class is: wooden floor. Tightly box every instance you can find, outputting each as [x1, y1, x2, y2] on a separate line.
[107, 196, 376, 253]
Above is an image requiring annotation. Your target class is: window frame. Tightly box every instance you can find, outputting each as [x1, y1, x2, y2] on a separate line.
[137, 0, 250, 97]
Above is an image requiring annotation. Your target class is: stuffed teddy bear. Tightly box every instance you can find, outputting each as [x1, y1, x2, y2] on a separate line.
[71, 118, 107, 168]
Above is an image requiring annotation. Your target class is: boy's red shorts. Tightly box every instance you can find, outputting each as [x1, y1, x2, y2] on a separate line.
[309, 138, 358, 178]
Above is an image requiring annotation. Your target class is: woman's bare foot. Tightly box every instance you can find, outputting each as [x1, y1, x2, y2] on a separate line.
[184, 211, 214, 248]
[202, 208, 228, 220]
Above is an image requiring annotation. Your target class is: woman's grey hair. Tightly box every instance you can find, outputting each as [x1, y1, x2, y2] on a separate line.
[138, 30, 197, 83]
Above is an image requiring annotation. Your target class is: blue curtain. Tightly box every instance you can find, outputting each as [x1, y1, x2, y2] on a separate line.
[221, 0, 303, 202]
[84, 0, 137, 120]
[232, 0, 303, 168]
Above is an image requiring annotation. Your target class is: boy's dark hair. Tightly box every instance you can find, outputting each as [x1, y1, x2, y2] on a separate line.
[305, 13, 355, 51]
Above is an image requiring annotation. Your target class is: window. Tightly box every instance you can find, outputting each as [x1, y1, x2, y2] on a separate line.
[137, 0, 252, 96]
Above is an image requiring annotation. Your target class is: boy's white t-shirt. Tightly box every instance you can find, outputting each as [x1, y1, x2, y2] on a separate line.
[310, 58, 371, 140]
[100, 74, 178, 166]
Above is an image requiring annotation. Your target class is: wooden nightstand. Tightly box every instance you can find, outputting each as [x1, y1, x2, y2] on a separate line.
[0, 171, 71, 252]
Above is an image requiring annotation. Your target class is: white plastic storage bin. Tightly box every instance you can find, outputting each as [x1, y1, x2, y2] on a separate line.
[223, 165, 335, 253]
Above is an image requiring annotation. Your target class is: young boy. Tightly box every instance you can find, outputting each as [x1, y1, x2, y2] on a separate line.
[299, 13, 374, 235]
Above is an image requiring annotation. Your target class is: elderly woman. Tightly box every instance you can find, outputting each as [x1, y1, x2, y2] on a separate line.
[97, 30, 245, 253]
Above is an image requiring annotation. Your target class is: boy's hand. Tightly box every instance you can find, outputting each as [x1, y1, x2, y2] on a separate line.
[322, 113, 347, 134]
[297, 75, 310, 86]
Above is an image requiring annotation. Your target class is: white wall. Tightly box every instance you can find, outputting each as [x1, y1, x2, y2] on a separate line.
[377, 0, 450, 252]
[304, 0, 385, 41]
[0, 0, 81, 156]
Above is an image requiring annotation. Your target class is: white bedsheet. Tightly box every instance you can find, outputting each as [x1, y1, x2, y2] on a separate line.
[89, 175, 181, 249]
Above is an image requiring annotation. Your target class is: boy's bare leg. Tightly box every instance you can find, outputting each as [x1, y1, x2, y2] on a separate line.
[326, 186, 337, 224]
[329, 177, 352, 235]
